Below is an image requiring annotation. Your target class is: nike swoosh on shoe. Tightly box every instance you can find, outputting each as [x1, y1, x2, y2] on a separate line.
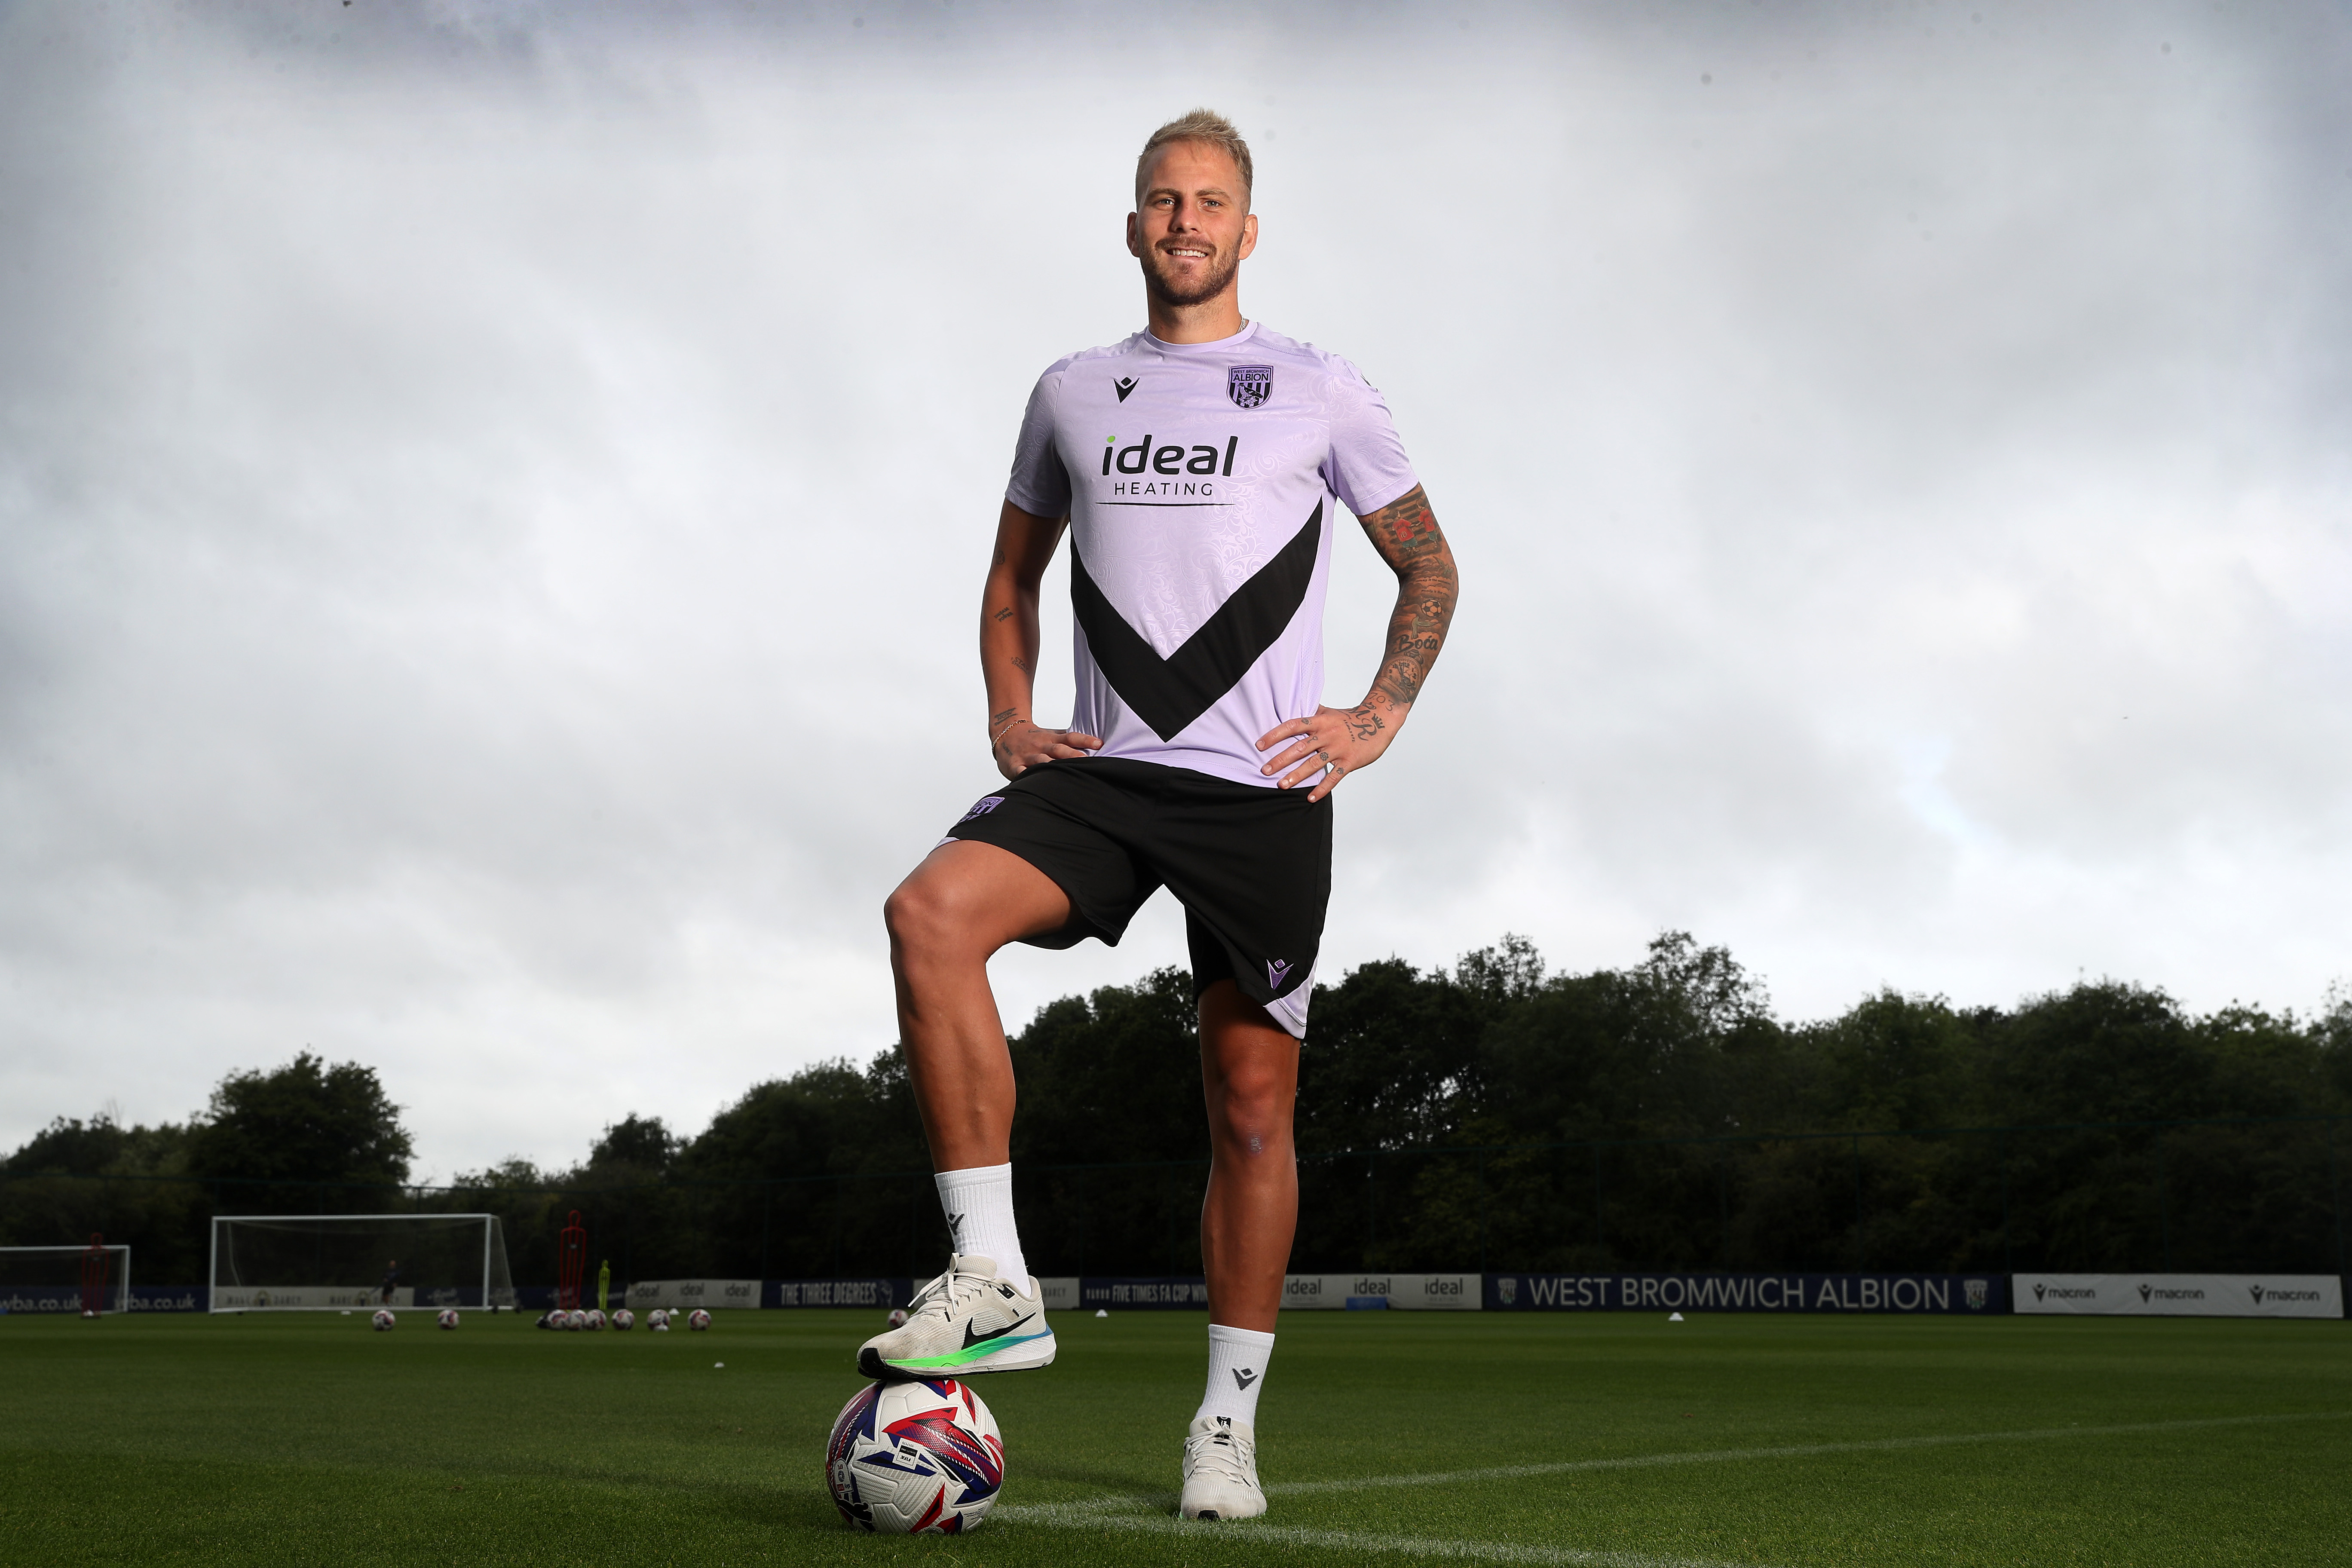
[964, 1312, 1036, 1350]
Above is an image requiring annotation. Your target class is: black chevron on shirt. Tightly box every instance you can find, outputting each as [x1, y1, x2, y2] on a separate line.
[1070, 502, 1324, 743]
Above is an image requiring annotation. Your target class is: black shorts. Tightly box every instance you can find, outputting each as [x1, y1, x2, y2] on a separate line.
[940, 756, 1331, 1038]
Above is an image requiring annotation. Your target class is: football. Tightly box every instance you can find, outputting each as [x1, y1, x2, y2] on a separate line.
[688, 1308, 712, 1331]
[887, 1308, 910, 1327]
[612, 1308, 635, 1330]
[371, 1309, 395, 1331]
[565, 1310, 587, 1330]
[437, 1309, 460, 1330]
[584, 1309, 606, 1331]
[826, 1378, 1003, 1533]
[648, 1308, 671, 1331]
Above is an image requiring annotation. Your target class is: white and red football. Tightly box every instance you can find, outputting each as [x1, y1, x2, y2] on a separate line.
[827, 1378, 1003, 1533]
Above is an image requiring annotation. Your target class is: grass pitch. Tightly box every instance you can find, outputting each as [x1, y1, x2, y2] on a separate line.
[0, 1306, 2345, 1566]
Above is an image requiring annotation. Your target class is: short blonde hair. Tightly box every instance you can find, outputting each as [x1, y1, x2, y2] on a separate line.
[1134, 109, 1254, 210]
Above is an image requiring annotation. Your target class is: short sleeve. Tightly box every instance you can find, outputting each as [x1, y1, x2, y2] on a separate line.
[1004, 373, 1073, 518]
[1320, 363, 1418, 518]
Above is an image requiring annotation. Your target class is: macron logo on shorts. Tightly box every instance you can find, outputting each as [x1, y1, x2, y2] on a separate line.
[1266, 958, 1292, 991]
[959, 796, 1006, 824]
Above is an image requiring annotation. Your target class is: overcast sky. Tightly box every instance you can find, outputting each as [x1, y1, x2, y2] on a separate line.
[3, 0, 2348, 1178]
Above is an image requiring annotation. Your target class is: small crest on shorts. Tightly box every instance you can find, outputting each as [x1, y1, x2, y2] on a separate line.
[1266, 957, 1292, 991]
[1228, 365, 1272, 408]
[959, 796, 1005, 824]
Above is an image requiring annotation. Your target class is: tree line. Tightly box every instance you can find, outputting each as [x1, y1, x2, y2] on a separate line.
[6, 935, 2349, 1286]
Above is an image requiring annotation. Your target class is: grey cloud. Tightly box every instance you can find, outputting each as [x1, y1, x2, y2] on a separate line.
[2, 0, 2346, 1172]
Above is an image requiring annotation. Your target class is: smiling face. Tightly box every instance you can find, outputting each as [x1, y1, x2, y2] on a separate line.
[1127, 139, 1258, 312]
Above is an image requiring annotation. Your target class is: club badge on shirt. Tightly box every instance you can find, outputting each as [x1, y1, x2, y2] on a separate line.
[1228, 365, 1273, 408]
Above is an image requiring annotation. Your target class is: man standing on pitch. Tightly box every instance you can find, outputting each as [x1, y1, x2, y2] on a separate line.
[862, 109, 1458, 1521]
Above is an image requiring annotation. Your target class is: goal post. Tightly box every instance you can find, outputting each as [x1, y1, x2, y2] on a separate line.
[208, 1213, 514, 1312]
[0, 1243, 131, 1315]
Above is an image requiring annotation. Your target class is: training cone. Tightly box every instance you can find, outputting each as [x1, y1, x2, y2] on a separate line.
[1669, 1312, 1684, 1321]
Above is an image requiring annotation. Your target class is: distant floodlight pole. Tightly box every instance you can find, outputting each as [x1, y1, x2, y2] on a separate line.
[557, 1210, 586, 1311]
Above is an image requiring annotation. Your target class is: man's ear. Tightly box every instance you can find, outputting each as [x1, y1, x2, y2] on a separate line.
[1238, 211, 1259, 261]
[1126, 210, 1142, 257]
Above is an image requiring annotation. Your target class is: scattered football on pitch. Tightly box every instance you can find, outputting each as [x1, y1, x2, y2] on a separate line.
[826, 1377, 1004, 1534]
[687, 1308, 711, 1331]
[437, 1309, 459, 1330]
[612, 1308, 635, 1330]
[369, 1309, 395, 1331]
[886, 1307, 909, 1327]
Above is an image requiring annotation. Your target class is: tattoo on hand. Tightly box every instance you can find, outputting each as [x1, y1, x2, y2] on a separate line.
[1345, 705, 1384, 743]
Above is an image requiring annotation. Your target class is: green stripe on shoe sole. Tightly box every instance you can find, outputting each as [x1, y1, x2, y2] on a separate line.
[887, 1330, 1054, 1370]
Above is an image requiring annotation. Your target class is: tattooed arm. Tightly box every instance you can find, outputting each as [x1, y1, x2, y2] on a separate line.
[1254, 483, 1459, 802]
[981, 498, 1102, 779]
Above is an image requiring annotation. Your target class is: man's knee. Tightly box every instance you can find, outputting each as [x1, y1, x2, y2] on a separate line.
[883, 875, 964, 959]
[1210, 1064, 1295, 1153]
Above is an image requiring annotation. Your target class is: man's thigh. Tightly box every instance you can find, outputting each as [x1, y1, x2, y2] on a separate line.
[894, 839, 1076, 951]
[936, 763, 1163, 949]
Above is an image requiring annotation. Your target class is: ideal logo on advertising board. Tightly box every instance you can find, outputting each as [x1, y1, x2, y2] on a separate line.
[624, 1279, 762, 1310]
[1485, 1273, 2009, 1314]
[1280, 1274, 1482, 1311]
[2013, 1274, 2343, 1318]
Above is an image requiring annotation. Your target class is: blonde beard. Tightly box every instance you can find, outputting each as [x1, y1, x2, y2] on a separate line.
[1142, 247, 1240, 310]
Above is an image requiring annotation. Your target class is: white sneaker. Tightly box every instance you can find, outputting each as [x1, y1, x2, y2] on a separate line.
[1180, 1414, 1265, 1521]
[857, 1254, 1056, 1380]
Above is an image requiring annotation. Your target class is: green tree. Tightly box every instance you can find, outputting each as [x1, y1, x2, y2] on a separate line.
[186, 1053, 413, 1191]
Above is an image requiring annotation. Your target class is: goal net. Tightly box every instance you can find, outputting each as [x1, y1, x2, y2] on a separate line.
[210, 1214, 515, 1312]
[0, 1243, 131, 1314]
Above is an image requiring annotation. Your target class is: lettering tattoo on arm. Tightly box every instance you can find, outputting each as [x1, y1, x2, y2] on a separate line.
[1360, 485, 1458, 710]
[992, 606, 1014, 622]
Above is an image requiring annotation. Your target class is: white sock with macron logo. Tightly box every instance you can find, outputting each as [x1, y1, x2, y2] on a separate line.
[932, 1163, 1029, 1290]
[1196, 1322, 1275, 1426]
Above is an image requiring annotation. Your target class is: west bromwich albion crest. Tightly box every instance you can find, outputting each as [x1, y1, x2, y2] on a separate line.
[1228, 364, 1272, 408]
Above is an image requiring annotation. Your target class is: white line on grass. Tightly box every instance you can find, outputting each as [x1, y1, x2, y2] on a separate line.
[993, 1409, 2349, 1565]
[1262, 1407, 2352, 1498]
[997, 1507, 1749, 1568]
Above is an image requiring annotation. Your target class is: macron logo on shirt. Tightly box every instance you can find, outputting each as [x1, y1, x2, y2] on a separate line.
[1114, 376, 1138, 402]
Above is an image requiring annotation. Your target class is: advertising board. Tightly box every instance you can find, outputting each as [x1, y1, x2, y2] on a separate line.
[764, 1277, 909, 1309]
[1486, 1272, 2007, 1314]
[1281, 1273, 1481, 1310]
[622, 1278, 762, 1310]
[2013, 1273, 2342, 1318]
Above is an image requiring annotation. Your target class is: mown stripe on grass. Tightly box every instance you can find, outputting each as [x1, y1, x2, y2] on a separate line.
[1261, 1409, 2352, 1498]
[998, 1506, 1758, 1568]
[995, 1408, 2350, 1562]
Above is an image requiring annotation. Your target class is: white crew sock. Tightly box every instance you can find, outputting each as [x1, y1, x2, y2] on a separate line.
[933, 1163, 1030, 1290]
[1196, 1323, 1276, 1427]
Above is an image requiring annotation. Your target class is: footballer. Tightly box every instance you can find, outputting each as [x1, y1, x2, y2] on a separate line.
[863, 108, 1458, 1522]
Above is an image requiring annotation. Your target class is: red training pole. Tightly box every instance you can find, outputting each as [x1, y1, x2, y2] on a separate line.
[557, 1210, 586, 1312]
[80, 1233, 107, 1318]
